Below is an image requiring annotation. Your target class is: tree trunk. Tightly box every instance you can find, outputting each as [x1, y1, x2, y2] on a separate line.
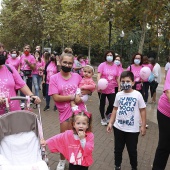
[138, 14, 147, 53]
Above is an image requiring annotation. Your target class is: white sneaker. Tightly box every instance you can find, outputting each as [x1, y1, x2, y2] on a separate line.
[101, 119, 107, 126]
[56, 160, 66, 170]
[20, 103, 25, 109]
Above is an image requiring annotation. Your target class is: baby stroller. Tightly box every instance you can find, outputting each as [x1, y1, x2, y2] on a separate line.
[0, 96, 49, 170]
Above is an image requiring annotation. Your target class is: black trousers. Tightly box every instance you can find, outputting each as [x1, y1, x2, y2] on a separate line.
[143, 82, 150, 102]
[69, 163, 88, 170]
[98, 92, 116, 119]
[152, 110, 170, 170]
[113, 127, 139, 169]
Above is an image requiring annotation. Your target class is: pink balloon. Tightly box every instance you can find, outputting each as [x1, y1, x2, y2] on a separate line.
[140, 67, 151, 80]
[98, 78, 108, 90]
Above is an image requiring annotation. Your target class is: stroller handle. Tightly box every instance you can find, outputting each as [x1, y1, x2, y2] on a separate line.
[10, 96, 34, 101]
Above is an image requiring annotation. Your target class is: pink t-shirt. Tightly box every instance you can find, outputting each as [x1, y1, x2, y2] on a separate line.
[98, 62, 119, 94]
[46, 62, 57, 84]
[142, 63, 153, 71]
[47, 130, 94, 166]
[127, 64, 142, 90]
[114, 65, 124, 87]
[20, 54, 36, 76]
[79, 77, 96, 92]
[0, 64, 26, 115]
[5, 57, 20, 70]
[49, 72, 86, 123]
[32, 59, 45, 75]
[158, 69, 170, 117]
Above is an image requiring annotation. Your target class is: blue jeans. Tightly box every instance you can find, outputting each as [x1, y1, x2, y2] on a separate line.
[32, 74, 42, 96]
[45, 84, 50, 107]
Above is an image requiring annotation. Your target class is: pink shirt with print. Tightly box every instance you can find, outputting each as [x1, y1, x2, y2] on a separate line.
[47, 130, 94, 167]
[49, 72, 86, 123]
[32, 59, 45, 75]
[0, 64, 26, 115]
[98, 62, 119, 94]
[46, 62, 57, 84]
[5, 57, 20, 70]
[127, 64, 142, 90]
[158, 69, 170, 117]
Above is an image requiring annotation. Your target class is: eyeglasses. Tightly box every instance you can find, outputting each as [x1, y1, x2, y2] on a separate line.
[62, 61, 73, 67]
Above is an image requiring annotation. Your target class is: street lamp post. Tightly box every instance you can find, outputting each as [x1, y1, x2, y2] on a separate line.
[130, 39, 133, 58]
[109, 18, 113, 49]
[120, 30, 125, 57]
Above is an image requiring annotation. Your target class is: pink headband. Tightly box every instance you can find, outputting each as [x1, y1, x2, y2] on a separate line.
[74, 109, 91, 118]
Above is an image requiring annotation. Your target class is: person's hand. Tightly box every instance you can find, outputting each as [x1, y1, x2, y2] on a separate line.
[31, 96, 41, 104]
[74, 95, 82, 104]
[140, 126, 146, 136]
[78, 130, 86, 140]
[24, 59, 29, 64]
[40, 139, 46, 147]
[0, 97, 5, 105]
[107, 123, 113, 133]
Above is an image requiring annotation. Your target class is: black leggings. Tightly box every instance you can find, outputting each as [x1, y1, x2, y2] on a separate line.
[69, 163, 88, 170]
[98, 92, 116, 119]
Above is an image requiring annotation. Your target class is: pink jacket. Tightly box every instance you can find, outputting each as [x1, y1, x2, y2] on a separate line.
[79, 77, 96, 92]
[46, 130, 94, 166]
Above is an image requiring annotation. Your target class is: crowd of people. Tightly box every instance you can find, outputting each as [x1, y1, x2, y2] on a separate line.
[0, 42, 170, 170]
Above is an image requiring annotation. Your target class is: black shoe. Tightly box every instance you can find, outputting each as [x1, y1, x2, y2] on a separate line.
[115, 166, 121, 170]
[43, 106, 50, 111]
[54, 105, 57, 111]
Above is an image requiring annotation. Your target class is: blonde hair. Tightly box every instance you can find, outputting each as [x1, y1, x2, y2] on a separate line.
[83, 65, 95, 74]
[60, 52, 74, 62]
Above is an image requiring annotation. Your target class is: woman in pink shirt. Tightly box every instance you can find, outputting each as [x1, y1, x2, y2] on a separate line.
[5, 49, 20, 71]
[0, 45, 41, 114]
[97, 50, 120, 126]
[41, 111, 94, 170]
[152, 69, 170, 170]
[49, 52, 90, 170]
[32, 51, 45, 97]
[127, 53, 143, 95]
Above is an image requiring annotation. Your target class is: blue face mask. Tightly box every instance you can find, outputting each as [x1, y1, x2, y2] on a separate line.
[120, 82, 132, 90]
[106, 55, 113, 62]
[134, 59, 140, 65]
[114, 60, 121, 66]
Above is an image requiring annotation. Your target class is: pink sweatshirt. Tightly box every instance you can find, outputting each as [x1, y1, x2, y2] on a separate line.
[79, 77, 96, 92]
[158, 69, 170, 117]
[46, 130, 94, 167]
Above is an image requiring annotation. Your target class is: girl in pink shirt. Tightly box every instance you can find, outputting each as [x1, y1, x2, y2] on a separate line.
[152, 69, 170, 170]
[5, 49, 20, 71]
[48, 52, 91, 170]
[71, 65, 96, 112]
[97, 50, 119, 126]
[32, 51, 45, 97]
[41, 111, 94, 170]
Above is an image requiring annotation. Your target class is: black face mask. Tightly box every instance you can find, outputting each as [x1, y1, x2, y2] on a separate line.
[0, 54, 6, 65]
[61, 65, 72, 73]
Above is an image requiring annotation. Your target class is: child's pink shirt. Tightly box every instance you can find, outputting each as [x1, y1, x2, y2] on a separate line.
[98, 62, 119, 94]
[5, 57, 20, 70]
[32, 59, 45, 75]
[46, 130, 94, 167]
[142, 63, 153, 71]
[79, 77, 96, 92]
[49, 72, 86, 123]
[127, 64, 142, 90]
[46, 62, 57, 84]
[158, 69, 170, 117]
[0, 64, 26, 115]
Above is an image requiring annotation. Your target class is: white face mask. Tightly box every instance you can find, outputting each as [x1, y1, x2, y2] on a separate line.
[114, 60, 121, 66]
[106, 55, 113, 62]
[11, 54, 17, 58]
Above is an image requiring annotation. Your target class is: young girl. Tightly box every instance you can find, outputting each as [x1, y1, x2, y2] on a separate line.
[71, 65, 96, 112]
[41, 111, 94, 170]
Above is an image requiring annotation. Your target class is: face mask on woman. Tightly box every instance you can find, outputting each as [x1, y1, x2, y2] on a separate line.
[0, 54, 6, 65]
[114, 60, 121, 66]
[134, 59, 140, 65]
[61, 65, 72, 73]
[11, 54, 17, 58]
[106, 55, 113, 62]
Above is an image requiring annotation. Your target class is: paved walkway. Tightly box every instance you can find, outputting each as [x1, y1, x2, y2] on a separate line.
[34, 67, 170, 170]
